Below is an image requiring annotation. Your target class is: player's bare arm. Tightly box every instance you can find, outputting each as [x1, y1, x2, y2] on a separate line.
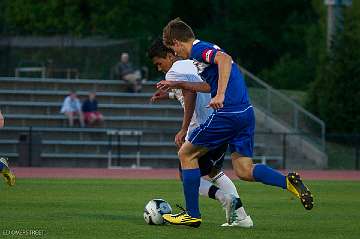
[175, 89, 196, 147]
[156, 80, 211, 93]
[209, 51, 232, 109]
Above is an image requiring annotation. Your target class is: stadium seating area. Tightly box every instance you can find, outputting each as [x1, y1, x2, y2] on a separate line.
[0, 77, 289, 168]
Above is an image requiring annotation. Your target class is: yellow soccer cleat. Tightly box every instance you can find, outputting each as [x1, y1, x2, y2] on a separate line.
[162, 205, 202, 228]
[286, 172, 313, 210]
[3, 171, 16, 186]
[0, 157, 16, 186]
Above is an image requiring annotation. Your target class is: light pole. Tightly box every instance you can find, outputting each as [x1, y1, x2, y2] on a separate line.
[324, 0, 352, 50]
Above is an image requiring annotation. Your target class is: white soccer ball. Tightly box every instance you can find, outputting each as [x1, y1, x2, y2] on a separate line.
[143, 199, 172, 225]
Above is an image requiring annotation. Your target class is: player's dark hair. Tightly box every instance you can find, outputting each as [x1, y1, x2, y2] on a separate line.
[147, 38, 174, 59]
[163, 17, 195, 46]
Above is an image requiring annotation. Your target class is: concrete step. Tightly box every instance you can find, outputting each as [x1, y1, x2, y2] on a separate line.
[0, 136, 267, 157]
[1, 101, 183, 117]
[0, 89, 177, 105]
[0, 77, 158, 93]
[0, 140, 178, 155]
[5, 114, 182, 128]
[0, 127, 177, 142]
[41, 140, 178, 155]
[0, 127, 270, 146]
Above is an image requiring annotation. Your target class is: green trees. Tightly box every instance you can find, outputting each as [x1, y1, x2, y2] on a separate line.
[0, 0, 316, 78]
[0, 0, 171, 36]
[1, 0, 359, 133]
[307, 2, 360, 134]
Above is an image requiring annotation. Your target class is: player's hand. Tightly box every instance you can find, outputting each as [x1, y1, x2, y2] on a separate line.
[208, 94, 225, 109]
[175, 129, 187, 148]
[156, 80, 180, 91]
[150, 91, 167, 103]
[150, 92, 161, 103]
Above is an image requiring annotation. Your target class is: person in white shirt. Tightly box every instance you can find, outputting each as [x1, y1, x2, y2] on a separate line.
[60, 91, 85, 127]
[147, 38, 252, 227]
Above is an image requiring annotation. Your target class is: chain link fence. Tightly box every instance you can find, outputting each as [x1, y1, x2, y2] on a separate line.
[326, 134, 360, 170]
[0, 36, 140, 79]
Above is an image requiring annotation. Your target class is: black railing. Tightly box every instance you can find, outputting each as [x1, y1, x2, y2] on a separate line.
[5, 126, 338, 169]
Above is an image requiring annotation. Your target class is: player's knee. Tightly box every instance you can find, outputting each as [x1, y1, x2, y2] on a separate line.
[178, 146, 197, 168]
[178, 147, 189, 163]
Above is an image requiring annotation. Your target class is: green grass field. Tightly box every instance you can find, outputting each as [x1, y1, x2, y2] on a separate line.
[1, 179, 360, 239]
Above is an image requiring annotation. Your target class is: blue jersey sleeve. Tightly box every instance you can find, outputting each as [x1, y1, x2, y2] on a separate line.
[191, 42, 220, 65]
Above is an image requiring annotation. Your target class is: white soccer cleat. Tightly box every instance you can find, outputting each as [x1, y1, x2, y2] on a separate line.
[231, 215, 254, 228]
[221, 215, 254, 228]
[221, 194, 237, 224]
[0, 157, 9, 169]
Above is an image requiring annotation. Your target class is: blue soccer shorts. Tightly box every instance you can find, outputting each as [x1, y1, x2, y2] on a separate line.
[188, 105, 255, 158]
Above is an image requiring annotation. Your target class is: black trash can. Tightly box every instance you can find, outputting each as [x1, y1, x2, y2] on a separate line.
[18, 132, 42, 167]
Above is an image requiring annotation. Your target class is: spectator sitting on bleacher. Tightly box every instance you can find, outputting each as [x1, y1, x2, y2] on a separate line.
[116, 52, 143, 93]
[82, 92, 104, 126]
[60, 91, 85, 127]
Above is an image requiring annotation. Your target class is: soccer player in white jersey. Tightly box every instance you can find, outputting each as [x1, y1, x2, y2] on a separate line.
[148, 38, 252, 227]
[0, 110, 16, 186]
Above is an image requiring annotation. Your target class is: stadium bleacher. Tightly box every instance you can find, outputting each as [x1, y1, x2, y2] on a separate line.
[0, 77, 287, 168]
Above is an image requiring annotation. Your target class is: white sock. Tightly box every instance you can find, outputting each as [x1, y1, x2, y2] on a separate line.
[199, 178, 228, 205]
[199, 178, 212, 197]
[212, 171, 248, 220]
[214, 189, 227, 205]
[212, 171, 240, 198]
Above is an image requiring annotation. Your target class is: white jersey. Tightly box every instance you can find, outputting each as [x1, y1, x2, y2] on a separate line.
[165, 60, 212, 140]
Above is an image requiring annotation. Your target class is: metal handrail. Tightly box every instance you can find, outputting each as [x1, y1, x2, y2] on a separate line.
[238, 65, 326, 150]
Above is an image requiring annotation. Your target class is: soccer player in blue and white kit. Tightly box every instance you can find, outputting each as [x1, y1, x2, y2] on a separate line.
[158, 18, 314, 227]
[148, 38, 253, 227]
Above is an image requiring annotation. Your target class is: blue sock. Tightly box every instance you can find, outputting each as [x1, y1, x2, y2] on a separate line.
[0, 163, 3, 171]
[182, 168, 201, 218]
[253, 164, 287, 189]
